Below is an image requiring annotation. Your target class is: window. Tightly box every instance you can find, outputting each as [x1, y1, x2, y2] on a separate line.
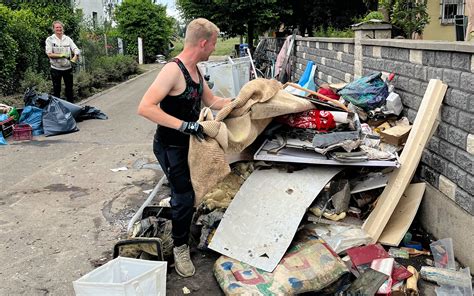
[441, 0, 464, 24]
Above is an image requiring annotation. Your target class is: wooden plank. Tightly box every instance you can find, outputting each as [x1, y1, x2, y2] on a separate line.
[362, 79, 447, 241]
[378, 183, 426, 246]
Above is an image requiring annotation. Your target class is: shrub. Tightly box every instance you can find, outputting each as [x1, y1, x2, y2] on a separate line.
[0, 6, 18, 95]
[362, 11, 384, 22]
[20, 68, 52, 94]
[73, 71, 94, 99]
[313, 26, 354, 38]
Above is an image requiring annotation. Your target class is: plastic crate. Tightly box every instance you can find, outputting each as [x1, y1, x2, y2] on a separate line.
[13, 123, 32, 141]
[0, 116, 14, 138]
[73, 257, 167, 296]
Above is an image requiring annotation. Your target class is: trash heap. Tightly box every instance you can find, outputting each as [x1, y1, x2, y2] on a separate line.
[117, 71, 471, 295]
[0, 88, 107, 145]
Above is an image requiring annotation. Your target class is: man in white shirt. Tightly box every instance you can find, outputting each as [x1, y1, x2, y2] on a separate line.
[45, 20, 80, 102]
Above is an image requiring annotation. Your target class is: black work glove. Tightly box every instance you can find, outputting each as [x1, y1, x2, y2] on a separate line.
[179, 121, 205, 141]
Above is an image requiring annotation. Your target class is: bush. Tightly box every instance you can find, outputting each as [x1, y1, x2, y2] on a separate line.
[362, 11, 384, 22]
[0, 6, 18, 95]
[20, 68, 52, 94]
[313, 26, 354, 38]
[0, 3, 81, 95]
[73, 71, 94, 98]
[91, 55, 138, 82]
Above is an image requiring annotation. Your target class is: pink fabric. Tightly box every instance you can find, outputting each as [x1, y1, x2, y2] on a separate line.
[274, 35, 292, 77]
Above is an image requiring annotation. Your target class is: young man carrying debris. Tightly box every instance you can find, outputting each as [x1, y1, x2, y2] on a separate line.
[138, 18, 231, 277]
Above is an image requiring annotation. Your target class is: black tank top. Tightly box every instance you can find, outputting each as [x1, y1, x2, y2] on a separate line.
[156, 58, 203, 146]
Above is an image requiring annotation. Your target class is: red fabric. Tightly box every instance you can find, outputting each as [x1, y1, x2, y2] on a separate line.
[317, 87, 340, 100]
[276, 109, 336, 131]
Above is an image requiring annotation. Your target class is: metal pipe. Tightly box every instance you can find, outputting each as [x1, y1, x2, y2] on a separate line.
[127, 174, 167, 234]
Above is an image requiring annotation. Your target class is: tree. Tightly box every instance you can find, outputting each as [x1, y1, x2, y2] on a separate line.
[176, 0, 285, 48]
[391, 0, 430, 38]
[114, 0, 174, 62]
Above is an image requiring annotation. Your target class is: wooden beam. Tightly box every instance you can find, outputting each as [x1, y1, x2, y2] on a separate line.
[362, 79, 447, 241]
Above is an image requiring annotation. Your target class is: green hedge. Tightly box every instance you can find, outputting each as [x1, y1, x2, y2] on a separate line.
[0, 3, 81, 95]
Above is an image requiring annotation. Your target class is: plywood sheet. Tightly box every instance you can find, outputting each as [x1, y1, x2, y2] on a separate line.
[378, 183, 426, 246]
[362, 79, 447, 241]
[209, 166, 342, 272]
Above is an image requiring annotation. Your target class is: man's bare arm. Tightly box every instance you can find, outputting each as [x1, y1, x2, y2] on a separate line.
[137, 63, 184, 129]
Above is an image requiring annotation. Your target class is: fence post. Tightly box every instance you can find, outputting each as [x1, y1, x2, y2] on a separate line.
[352, 22, 392, 79]
[138, 37, 143, 64]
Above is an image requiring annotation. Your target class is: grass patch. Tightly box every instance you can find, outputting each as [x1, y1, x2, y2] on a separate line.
[169, 37, 240, 57]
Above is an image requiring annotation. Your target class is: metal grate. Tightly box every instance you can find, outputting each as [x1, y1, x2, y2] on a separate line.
[441, 0, 464, 24]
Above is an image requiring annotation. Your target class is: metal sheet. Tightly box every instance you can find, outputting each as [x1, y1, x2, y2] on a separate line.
[254, 139, 399, 167]
[209, 166, 342, 272]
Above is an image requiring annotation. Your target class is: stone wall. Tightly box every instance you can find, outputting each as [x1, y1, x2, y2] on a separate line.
[360, 39, 473, 215]
[262, 36, 473, 216]
[294, 38, 355, 85]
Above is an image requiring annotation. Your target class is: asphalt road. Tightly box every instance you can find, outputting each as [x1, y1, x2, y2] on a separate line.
[0, 65, 176, 295]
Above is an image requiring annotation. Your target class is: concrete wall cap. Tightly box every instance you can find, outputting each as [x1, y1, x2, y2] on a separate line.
[295, 36, 354, 44]
[361, 39, 474, 53]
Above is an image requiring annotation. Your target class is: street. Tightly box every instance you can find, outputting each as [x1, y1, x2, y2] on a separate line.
[0, 65, 221, 295]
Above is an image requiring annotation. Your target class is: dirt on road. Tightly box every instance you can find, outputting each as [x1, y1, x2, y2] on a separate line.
[0, 65, 222, 295]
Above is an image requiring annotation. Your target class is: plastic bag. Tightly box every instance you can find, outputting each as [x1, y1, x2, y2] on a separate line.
[0, 133, 6, 145]
[7, 107, 19, 121]
[42, 97, 79, 136]
[306, 224, 372, 254]
[338, 72, 388, 111]
[19, 106, 44, 136]
[23, 87, 49, 108]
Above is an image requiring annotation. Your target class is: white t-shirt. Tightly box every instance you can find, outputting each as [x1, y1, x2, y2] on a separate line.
[45, 34, 80, 71]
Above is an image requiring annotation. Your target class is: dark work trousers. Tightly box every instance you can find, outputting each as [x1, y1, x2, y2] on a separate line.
[50, 68, 73, 102]
[153, 135, 195, 247]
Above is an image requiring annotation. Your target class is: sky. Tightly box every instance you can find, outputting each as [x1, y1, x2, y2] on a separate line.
[156, 0, 181, 20]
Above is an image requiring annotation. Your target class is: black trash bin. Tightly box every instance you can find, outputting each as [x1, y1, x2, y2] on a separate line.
[455, 15, 467, 41]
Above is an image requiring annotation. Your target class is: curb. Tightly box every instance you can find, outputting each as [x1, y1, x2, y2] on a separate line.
[77, 64, 162, 106]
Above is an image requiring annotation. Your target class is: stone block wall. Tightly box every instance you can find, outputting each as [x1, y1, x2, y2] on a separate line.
[361, 39, 473, 215]
[294, 37, 355, 85]
[261, 37, 473, 215]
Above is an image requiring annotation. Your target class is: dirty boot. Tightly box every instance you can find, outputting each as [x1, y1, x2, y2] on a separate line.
[173, 244, 195, 277]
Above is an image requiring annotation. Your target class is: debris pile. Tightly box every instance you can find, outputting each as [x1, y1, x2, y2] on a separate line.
[0, 88, 107, 144]
[114, 64, 472, 295]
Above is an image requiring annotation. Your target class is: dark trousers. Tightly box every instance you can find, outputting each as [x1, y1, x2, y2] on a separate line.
[153, 135, 195, 247]
[50, 68, 73, 102]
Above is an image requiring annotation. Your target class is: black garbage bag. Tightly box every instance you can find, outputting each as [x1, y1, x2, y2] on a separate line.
[42, 97, 79, 136]
[55, 97, 82, 119]
[76, 106, 108, 122]
[23, 87, 50, 108]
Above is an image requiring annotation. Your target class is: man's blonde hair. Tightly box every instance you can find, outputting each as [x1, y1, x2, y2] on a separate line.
[184, 18, 219, 45]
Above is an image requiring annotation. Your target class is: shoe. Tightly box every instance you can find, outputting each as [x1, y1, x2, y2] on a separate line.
[173, 244, 195, 277]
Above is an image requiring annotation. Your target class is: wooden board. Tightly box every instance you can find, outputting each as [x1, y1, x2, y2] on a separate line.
[378, 183, 426, 246]
[362, 79, 447, 242]
[209, 166, 342, 272]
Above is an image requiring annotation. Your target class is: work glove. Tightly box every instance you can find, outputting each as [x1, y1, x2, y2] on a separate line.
[179, 121, 205, 141]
